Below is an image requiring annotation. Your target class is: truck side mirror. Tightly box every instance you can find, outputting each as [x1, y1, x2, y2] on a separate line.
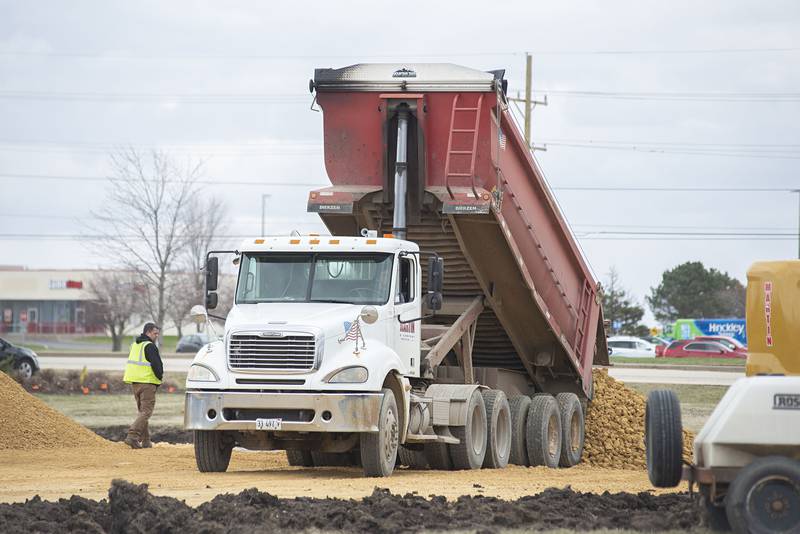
[206, 257, 219, 292]
[426, 256, 444, 311]
[205, 292, 218, 310]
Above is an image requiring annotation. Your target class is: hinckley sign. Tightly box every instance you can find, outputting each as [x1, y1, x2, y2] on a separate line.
[773, 394, 800, 410]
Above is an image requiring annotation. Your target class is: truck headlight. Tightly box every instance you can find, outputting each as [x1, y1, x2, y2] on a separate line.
[326, 366, 368, 383]
[187, 364, 219, 382]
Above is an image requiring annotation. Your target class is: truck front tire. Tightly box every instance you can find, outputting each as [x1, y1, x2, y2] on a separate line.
[194, 430, 233, 473]
[725, 456, 800, 534]
[360, 388, 399, 477]
[645, 389, 683, 488]
[526, 394, 562, 468]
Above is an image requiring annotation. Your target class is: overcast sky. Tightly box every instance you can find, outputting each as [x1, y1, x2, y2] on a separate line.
[0, 1, 798, 322]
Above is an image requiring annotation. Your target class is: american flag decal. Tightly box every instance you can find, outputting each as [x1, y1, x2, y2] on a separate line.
[338, 317, 366, 354]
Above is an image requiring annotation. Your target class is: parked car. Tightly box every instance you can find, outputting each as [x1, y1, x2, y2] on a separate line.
[607, 336, 657, 358]
[661, 339, 745, 359]
[694, 335, 747, 355]
[0, 337, 40, 379]
[175, 333, 211, 353]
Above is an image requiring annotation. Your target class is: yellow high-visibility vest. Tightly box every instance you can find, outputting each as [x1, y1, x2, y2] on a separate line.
[123, 340, 161, 385]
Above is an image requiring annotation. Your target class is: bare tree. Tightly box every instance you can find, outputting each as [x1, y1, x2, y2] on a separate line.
[88, 270, 141, 351]
[170, 197, 227, 336]
[89, 148, 201, 339]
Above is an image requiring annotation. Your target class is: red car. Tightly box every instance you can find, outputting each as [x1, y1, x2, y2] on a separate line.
[693, 335, 748, 355]
[661, 339, 746, 359]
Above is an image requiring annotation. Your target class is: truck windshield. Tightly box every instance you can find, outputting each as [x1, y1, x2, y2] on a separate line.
[235, 253, 393, 305]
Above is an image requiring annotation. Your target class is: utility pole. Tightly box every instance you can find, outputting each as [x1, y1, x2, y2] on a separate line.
[793, 189, 800, 259]
[507, 52, 547, 150]
[261, 194, 271, 236]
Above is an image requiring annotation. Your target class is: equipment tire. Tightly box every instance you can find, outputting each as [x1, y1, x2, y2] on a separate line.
[508, 395, 531, 466]
[360, 388, 399, 477]
[398, 445, 429, 469]
[481, 390, 511, 469]
[448, 389, 488, 470]
[555, 392, 584, 467]
[645, 389, 683, 487]
[286, 449, 313, 467]
[725, 456, 800, 534]
[424, 442, 452, 470]
[526, 394, 562, 468]
[194, 430, 233, 473]
[700, 487, 731, 532]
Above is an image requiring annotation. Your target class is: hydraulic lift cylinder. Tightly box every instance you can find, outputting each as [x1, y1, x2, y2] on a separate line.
[393, 109, 409, 240]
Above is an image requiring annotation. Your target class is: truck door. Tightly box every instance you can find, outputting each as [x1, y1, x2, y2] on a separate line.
[392, 254, 421, 376]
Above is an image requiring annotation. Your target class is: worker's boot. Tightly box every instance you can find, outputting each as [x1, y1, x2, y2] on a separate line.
[124, 436, 142, 449]
[141, 440, 153, 448]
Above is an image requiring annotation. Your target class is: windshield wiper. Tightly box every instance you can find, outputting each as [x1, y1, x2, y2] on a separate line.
[309, 299, 358, 304]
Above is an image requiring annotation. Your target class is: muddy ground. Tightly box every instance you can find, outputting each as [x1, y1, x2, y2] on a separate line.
[0, 479, 702, 533]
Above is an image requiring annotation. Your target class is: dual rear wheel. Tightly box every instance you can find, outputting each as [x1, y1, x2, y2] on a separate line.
[509, 391, 585, 468]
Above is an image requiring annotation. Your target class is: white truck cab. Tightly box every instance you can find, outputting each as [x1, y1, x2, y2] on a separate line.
[185, 234, 446, 476]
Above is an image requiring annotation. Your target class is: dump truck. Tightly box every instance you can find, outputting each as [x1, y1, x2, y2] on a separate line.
[185, 63, 608, 477]
[646, 261, 800, 533]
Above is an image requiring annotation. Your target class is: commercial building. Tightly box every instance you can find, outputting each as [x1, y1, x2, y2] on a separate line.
[0, 267, 104, 334]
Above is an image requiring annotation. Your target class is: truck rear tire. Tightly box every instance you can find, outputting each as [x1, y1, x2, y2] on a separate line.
[194, 430, 233, 473]
[645, 389, 683, 488]
[424, 442, 452, 470]
[555, 392, 584, 467]
[449, 389, 488, 470]
[526, 394, 562, 468]
[286, 449, 313, 467]
[398, 445, 429, 469]
[725, 456, 800, 534]
[508, 395, 532, 466]
[360, 388, 399, 477]
[482, 390, 511, 469]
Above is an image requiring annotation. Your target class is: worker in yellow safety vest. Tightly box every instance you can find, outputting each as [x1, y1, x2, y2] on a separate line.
[122, 323, 163, 449]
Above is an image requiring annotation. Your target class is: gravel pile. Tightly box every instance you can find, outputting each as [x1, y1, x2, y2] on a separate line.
[0, 371, 111, 450]
[584, 369, 694, 470]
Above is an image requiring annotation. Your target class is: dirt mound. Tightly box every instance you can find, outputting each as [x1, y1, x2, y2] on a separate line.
[0, 479, 702, 533]
[584, 369, 694, 470]
[91, 425, 192, 444]
[0, 371, 111, 450]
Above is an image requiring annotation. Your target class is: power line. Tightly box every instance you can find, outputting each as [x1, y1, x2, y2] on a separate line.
[532, 89, 800, 102]
[0, 173, 327, 187]
[543, 142, 800, 160]
[0, 47, 797, 60]
[0, 173, 793, 192]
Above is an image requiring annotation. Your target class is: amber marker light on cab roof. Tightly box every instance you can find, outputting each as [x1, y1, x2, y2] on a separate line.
[366, 239, 377, 244]
[329, 239, 340, 244]
[310, 239, 320, 244]
[254, 239, 265, 244]
[383, 233, 395, 238]
[289, 239, 301, 245]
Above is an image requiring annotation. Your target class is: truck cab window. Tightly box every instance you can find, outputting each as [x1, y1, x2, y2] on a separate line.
[397, 257, 414, 304]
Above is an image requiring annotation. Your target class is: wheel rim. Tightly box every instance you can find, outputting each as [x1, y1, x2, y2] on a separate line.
[746, 475, 800, 532]
[470, 402, 486, 455]
[18, 361, 32, 379]
[569, 410, 581, 453]
[547, 412, 559, 458]
[495, 407, 511, 459]
[382, 406, 398, 464]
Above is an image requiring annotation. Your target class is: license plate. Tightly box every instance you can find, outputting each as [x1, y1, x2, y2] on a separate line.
[255, 418, 282, 431]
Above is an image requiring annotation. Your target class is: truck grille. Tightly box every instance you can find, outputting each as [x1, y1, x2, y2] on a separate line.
[228, 333, 317, 371]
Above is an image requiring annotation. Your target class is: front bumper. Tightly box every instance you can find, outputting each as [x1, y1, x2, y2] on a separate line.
[184, 390, 383, 432]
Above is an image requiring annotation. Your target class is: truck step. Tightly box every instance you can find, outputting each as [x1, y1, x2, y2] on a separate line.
[405, 433, 460, 445]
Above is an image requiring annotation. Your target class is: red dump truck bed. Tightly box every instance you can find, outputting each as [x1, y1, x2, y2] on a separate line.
[308, 64, 607, 397]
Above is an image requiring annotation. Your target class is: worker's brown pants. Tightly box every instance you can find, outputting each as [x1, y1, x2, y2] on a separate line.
[127, 383, 157, 443]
